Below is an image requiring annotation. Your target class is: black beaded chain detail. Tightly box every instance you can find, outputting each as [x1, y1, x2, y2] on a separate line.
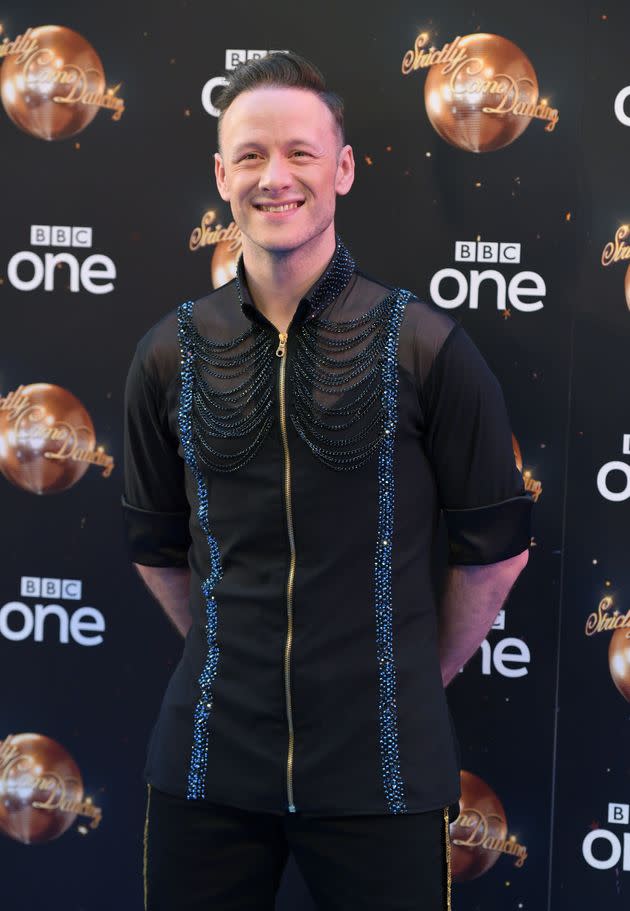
[289, 291, 402, 471]
[178, 302, 276, 473]
[179, 235, 404, 474]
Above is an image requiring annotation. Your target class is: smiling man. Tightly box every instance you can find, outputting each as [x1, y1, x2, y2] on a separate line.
[123, 52, 532, 911]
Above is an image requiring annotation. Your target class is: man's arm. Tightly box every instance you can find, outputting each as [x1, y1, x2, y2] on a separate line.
[438, 548, 529, 687]
[123, 337, 193, 632]
[134, 564, 192, 637]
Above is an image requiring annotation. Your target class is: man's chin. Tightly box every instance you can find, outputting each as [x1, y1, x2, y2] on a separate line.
[244, 225, 333, 258]
[248, 231, 309, 256]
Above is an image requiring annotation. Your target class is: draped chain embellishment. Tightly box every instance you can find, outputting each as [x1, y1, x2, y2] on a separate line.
[290, 292, 401, 470]
[178, 302, 276, 473]
[180, 262, 407, 475]
[178, 291, 407, 474]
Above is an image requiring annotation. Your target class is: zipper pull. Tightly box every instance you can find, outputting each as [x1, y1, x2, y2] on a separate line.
[276, 332, 288, 357]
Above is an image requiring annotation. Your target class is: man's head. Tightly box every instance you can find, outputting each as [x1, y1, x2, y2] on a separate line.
[214, 52, 354, 257]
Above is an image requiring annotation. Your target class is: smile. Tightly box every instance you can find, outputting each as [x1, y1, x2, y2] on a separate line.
[254, 202, 304, 213]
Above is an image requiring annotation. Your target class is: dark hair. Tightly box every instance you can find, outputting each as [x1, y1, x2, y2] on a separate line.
[215, 52, 345, 146]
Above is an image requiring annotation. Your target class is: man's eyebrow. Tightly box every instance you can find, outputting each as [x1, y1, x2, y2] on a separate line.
[231, 141, 265, 158]
[231, 138, 324, 157]
[284, 138, 322, 148]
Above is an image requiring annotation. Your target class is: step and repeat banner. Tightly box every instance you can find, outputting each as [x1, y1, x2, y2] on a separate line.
[0, 1, 628, 909]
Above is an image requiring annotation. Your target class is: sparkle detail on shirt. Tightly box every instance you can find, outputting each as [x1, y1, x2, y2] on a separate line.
[291, 292, 399, 470]
[178, 306, 274, 473]
[178, 271, 410, 808]
[178, 299, 223, 800]
[375, 288, 411, 814]
[235, 235, 356, 322]
[189, 239, 400, 473]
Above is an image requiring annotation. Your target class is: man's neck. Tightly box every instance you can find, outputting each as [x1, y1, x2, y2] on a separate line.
[241, 227, 337, 333]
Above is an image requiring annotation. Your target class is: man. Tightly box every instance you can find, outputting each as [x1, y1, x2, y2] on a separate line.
[123, 52, 531, 911]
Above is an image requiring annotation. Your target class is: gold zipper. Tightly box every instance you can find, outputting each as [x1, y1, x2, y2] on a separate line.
[276, 330, 297, 812]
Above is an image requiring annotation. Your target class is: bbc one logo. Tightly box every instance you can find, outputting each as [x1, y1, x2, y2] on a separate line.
[6, 225, 116, 295]
[597, 435, 630, 501]
[430, 241, 546, 312]
[583, 803, 630, 872]
[614, 87, 630, 126]
[202, 49, 289, 118]
[466, 609, 531, 679]
[0, 577, 105, 647]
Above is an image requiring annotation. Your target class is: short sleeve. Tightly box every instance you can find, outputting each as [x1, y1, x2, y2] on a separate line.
[422, 324, 532, 565]
[122, 344, 191, 567]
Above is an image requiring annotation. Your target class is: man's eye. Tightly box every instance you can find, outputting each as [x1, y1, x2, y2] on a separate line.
[240, 153, 260, 161]
[292, 150, 310, 157]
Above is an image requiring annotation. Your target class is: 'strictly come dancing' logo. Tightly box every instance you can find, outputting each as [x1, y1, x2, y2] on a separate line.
[0, 733, 101, 844]
[585, 594, 630, 703]
[401, 32, 559, 152]
[0, 25, 125, 141]
[450, 771, 527, 880]
[0, 384, 114, 494]
[601, 225, 630, 312]
[189, 208, 242, 289]
[512, 435, 542, 502]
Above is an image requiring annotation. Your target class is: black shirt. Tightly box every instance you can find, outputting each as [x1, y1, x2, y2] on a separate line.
[123, 239, 531, 816]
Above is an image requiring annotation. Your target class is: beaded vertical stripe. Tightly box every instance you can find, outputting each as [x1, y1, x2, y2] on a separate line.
[374, 288, 410, 814]
[178, 300, 223, 800]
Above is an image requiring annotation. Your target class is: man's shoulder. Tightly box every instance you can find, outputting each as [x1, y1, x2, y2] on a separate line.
[138, 280, 237, 360]
[135, 280, 240, 373]
[352, 269, 458, 348]
[399, 292, 458, 350]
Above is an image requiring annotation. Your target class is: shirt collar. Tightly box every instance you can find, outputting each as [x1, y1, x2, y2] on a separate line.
[235, 236, 356, 326]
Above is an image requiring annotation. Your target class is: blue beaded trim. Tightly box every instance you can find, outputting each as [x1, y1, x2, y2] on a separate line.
[178, 300, 223, 800]
[375, 289, 410, 814]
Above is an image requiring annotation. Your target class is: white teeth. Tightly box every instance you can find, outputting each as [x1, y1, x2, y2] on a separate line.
[258, 203, 301, 212]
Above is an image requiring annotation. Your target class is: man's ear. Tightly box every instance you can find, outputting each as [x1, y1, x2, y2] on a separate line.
[335, 144, 355, 197]
[214, 152, 230, 202]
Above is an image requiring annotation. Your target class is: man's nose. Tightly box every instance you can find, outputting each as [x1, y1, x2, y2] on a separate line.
[258, 154, 291, 192]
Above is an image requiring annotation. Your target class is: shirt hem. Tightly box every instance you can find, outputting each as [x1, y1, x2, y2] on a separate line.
[144, 773, 461, 819]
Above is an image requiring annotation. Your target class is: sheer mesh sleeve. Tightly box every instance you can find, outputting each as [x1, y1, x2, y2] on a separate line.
[122, 333, 191, 567]
[410, 304, 532, 565]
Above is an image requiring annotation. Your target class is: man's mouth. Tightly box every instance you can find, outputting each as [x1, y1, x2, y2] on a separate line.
[253, 201, 305, 213]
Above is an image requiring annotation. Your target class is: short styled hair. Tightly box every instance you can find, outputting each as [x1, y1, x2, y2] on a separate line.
[215, 51, 345, 147]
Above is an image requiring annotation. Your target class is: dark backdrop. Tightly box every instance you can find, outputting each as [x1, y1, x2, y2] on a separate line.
[0, 2, 628, 909]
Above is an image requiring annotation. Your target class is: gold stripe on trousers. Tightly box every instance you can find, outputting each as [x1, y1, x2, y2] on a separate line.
[444, 806, 452, 910]
[143, 784, 152, 911]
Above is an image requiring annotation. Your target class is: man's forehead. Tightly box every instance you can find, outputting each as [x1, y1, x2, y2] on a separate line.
[221, 86, 337, 143]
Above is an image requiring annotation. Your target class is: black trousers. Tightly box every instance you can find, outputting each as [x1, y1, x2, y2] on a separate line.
[143, 786, 452, 911]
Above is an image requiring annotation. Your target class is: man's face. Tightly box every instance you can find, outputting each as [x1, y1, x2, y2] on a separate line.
[215, 86, 354, 255]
